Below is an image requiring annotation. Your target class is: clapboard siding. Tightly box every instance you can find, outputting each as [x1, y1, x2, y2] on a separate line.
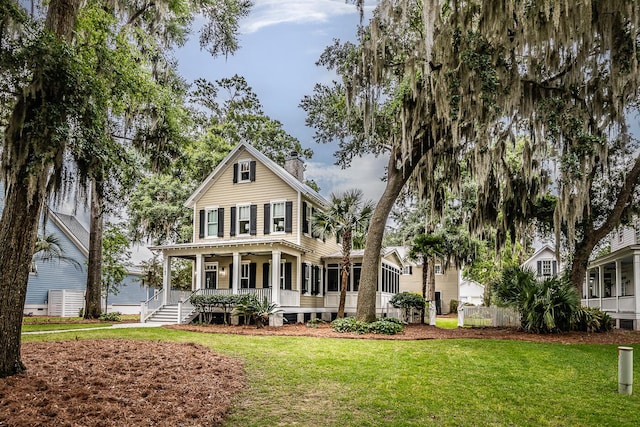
[195, 150, 299, 243]
[26, 220, 87, 305]
[108, 273, 150, 304]
[611, 227, 639, 252]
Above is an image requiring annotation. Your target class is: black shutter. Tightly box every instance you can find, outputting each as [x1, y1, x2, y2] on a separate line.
[233, 163, 238, 183]
[264, 203, 271, 235]
[250, 204, 257, 235]
[302, 202, 308, 234]
[230, 207, 236, 236]
[409, 266, 413, 275]
[229, 263, 233, 288]
[285, 201, 293, 233]
[199, 209, 205, 238]
[249, 161, 256, 182]
[263, 263, 270, 288]
[285, 262, 292, 290]
[312, 266, 320, 294]
[217, 208, 224, 237]
[301, 263, 308, 294]
[249, 263, 257, 288]
[537, 261, 542, 276]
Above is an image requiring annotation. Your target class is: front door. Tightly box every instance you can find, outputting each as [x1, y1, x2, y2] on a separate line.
[435, 291, 442, 315]
[205, 263, 218, 289]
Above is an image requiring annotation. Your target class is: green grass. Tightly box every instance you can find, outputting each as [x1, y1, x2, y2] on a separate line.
[22, 328, 640, 426]
[435, 317, 458, 329]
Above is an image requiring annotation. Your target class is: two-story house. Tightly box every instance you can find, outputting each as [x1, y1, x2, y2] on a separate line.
[584, 227, 640, 330]
[144, 142, 403, 325]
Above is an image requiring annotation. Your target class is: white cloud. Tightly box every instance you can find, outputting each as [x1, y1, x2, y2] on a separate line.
[305, 154, 388, 203]
[242, 0, 360, 33]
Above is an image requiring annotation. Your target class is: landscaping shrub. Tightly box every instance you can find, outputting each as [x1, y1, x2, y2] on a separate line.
[493, 266, 579, 333]
[99, 312, 121, 322]
[190, 294, 243, 324]
[390, 292, 425, 322]
[331, 317, 404, 335]
[232, 294, 282, 328]
[306, 318, 326, 328]
[572, 307, 613, 333]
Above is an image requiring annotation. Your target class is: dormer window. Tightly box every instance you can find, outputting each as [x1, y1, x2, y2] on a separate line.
[233, 159, 256, 183]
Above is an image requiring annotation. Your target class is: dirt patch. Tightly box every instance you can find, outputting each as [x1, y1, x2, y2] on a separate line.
[0, 340, 245, 427]
[169, 322, 640, 345]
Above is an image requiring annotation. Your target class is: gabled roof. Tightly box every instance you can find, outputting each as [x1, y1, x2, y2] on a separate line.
[184, 142, 329, 208]
[50, 212, 90, 257]
[521, 244, 557, 267]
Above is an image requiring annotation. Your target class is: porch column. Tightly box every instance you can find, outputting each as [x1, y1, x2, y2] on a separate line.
[271, 250, 281, 305]
[616, 260, 622, 312]
[584, 271, 589, 302]
[634, 254, 640, 318]
[163, 255, 172, 305]
[195, 254, 204, 291]
[598, 266, 604, 305]
[232, 252, 240, 294]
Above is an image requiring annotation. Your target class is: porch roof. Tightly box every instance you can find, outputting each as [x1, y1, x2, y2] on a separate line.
[148, 238, 308, 255]
[588, 244, 640, 268]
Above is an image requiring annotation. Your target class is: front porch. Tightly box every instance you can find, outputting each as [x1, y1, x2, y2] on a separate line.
[584, 248, 640, 330]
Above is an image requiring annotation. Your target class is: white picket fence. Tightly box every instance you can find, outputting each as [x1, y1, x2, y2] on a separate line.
[459, 306, 521, 328]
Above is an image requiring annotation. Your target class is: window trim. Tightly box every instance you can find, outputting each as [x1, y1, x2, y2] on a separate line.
[237, 204, 251, 236]
[240, 261, 251, 289]
[434, 263, 442, 275]
[238, 158, 252, 183]
[204, 206, 219, 239]
[271, 200, 287, 234]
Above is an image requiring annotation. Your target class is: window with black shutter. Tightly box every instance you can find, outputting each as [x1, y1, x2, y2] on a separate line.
[284, 201, 293, 233]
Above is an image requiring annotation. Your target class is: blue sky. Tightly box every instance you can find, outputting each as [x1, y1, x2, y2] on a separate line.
[175, 0, 387, 202]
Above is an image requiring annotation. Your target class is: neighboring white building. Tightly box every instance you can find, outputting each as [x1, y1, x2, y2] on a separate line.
[521, 244, 562, 278]
[459, 278, 484, 306]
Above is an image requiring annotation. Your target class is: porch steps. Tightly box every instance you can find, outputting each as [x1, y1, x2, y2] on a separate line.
[145, 304, 197, 324]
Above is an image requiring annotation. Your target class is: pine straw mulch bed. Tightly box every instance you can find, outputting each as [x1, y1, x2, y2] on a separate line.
[0, 340, 244, 427]
[2, 324, 640, 427]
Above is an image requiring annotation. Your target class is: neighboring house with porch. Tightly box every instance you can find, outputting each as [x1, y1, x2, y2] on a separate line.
[145, 142, 403, 325]
[585, 227, 640, 330]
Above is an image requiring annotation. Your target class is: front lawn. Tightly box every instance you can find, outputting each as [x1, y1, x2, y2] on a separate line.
[20, 327, 640, 426]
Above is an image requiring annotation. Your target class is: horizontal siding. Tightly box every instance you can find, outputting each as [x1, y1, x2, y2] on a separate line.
[27, 220, 87, 305]
[611, 227, 638, 252]
[108, 274, 152, 304]
[399, 265, 459, 313]
[195, 150, 299, 243]
[300, 295, 324, 309]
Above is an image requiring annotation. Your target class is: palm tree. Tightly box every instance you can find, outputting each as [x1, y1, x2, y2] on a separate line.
[408, 234, 444, 324]
[33, 234, 82, 270]
[313, 189, 374, 318]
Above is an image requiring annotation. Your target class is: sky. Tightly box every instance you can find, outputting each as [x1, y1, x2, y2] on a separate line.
[175, 0, 387, 202]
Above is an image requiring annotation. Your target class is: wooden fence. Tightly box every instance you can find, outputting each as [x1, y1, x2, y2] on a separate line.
[459, 306, 521, 328]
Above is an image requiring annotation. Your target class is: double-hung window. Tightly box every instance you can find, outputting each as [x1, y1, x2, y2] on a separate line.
[542, 260, 552, 276]
[239, 159, 251, 182]
[238, 205, 251, 235]
[272, 201, 286, 233]
[206, 209, 218, 237]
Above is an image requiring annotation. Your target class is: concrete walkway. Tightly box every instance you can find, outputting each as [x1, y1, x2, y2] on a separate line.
[22, 322, 169, 335]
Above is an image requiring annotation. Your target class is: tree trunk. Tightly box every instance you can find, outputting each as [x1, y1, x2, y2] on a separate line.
[568, 153, 640, 295]
[338, 229, 352, 318]
[356, 152, 418, 322]
[0, 179, 47, 377]
[0, 0, 81, 378]
[85, 178, 105, 319]
[420, 257, 428, 324]
[427, 256, 436, 301]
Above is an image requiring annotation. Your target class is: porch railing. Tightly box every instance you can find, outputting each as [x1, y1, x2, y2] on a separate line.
[140, 289, 164, 323]
[581, 296, 636, 312]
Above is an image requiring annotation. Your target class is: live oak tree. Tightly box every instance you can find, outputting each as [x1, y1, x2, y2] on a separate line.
[0, 0, 250, 377]
[306, 0, 640, 322]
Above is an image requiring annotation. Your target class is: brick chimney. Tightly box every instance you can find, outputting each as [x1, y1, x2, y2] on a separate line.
[284, 151, 304, 182]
